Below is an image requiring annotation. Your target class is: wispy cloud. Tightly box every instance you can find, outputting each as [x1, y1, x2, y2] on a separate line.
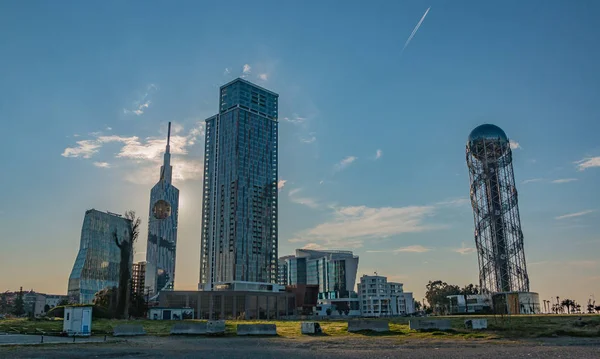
[575, 156, 600, 171]
[282, 114, 306, 125]
[62, 122, 205, 184]
[394, 245, 432, 253]
[123, 84, 158, 116]
[555, 210, 595, 220]
[453, 242, 476, 255]
[258, 73, 268, 81]
[106, 127, 112, 131]
[302, 243, 325, 250]
[522, 178, 544, 184]
[375, 149, 383, 160]
[300, 133, 317, 144]
[288, 204, 440, 248]
[334, 156, 357, 171]
[241, 64, 251, 78]
[278, 179, 287, 191]
[401, 7, 431, 54]
[223, 68, 230, 75]
[93, 162, 111, 169]
[288, 188, 321, 209]
[436, 198, 470, 207]
[509, 140, 521, 150]
[551, 178, 578, 184]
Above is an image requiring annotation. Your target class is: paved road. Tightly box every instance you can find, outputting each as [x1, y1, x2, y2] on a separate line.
[0, 334, 117, 346]
[0, 336, 599, 358]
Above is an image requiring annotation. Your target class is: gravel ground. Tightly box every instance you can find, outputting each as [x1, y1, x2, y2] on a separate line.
[0, 336, 599, 358]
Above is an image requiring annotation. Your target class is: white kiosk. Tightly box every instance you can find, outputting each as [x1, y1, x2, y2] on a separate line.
[63, 306, 93, 336]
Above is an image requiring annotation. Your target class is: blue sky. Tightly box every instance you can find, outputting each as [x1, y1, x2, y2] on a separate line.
[1, 0, 599, 305]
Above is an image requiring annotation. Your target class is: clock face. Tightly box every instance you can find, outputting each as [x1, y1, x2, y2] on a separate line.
[153, 200, 171, 219]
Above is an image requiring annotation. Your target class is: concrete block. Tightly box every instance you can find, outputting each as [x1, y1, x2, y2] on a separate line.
[347, 320, 389, 333]
[236, 324, 277, 336]
[170, 322, 208, 335]
[207, 320, 226, 334]
[465, 319, 487, 330]
[409, 319, 451, 331]
[301, 322, 322, 334]
[113, 324, 146, 337]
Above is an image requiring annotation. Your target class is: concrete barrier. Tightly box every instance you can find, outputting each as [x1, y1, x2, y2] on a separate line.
[113, 324, 146, 337]
[301, 322, 322, 334]
[170, 321, 226, 335]
[236, 324, 277, 336]
[347, 320, 389, 333]
[207, 320, 226, 334]
[465, 319, 487, 330]
[409, 319, 451, 331]
[171, 322, 208, 335]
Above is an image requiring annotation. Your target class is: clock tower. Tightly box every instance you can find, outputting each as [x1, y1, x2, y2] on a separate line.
[145, 122, 179, 300]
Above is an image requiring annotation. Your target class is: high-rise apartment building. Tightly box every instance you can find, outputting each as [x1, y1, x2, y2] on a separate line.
[145, 122, 180, 299]
[199, 78, 279, 290]
[131, 261, 147, 299]
[68, 209, 132, 304]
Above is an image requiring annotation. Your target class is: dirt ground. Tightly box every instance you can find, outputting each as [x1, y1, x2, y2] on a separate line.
[1, 336, 599, 359]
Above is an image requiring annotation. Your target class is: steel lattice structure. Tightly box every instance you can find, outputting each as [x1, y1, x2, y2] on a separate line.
[466, 124, 530, 294]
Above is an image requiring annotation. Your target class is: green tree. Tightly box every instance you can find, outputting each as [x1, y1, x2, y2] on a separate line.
[560, 299, 575, 314]
[0, 291, 10, 314]
[13, 287, 25, 316]
[113, 211, 141, 319]
[425, 280, 461, 315]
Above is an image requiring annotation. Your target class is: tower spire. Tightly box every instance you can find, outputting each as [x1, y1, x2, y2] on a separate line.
[159, 122, 173, 183]
[166, 122, 171, 154]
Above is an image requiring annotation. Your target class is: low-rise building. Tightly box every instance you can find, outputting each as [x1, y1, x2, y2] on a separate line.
[447, 294, 492, 314]
[358, 274, 414, 317]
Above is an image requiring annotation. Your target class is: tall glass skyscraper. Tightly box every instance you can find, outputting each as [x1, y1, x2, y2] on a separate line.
[68, 209, 132, 304]
[145, 122, 179, 299]
[199, 78, 279, 290]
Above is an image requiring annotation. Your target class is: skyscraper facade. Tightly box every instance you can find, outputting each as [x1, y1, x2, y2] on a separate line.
[145, 122, 180, 299]
[199, 78, 279, 290]
[68, 209, 132, 304]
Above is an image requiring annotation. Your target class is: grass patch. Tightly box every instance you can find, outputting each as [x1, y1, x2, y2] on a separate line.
[2, 315, 598, 339]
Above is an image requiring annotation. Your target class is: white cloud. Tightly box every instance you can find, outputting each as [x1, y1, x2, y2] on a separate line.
[224, 68, 230, 75]
[509, 140, 520, 150]
[393, 245, 432, 253]
[575, 157, 600, 171]
[522, 178, 544, 184]
[278, 179, 287, 191]
[93, 162, 111, 169]
[282, 114, 306, 125]
[288, 188, 321, 209]
[123, 84, 158, 116]
[453, 242, 476, 255]
[258, 73, 268, 81]
[62, 140, 103, 158]
[551, 178, 578, 184]
[436, 198, 470, 207]
[334, 156, 357, 171]
[302, 243, 325, 250]
[300, 134, 317, 144]
[241, 64, 251, 78]
[555, 210, 595, 220]
[62, 122, 205, 184]
[106, 127, 112, 131]
[375, 149, 383, 159]
[288, 204, 440, 248]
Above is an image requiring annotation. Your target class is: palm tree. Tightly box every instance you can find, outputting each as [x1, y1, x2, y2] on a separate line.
[560, 299, 575, 314]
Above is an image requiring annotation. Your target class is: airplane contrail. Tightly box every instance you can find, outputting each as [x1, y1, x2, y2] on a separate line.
[402, 6, 431, 54]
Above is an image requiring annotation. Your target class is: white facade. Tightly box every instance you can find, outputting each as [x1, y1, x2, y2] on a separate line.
[63, 306, 92, 336]
[447, 294, 492, 314]
[358, 275, 415, 317]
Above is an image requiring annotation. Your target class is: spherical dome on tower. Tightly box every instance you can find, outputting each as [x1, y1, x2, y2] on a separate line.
[468, 124, 508, 144]
[467, 124, 510, 161]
